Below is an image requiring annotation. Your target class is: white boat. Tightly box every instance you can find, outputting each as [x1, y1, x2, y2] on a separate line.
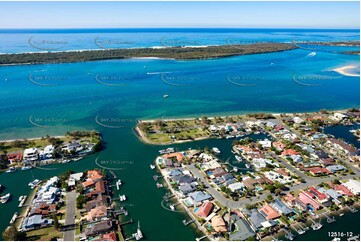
[212, 147, 221, 154]
[0, 193, 10, 203]
[62, 159, 71, 163]
[6, 167, 16, 173]
[332, 238, 341, 241]
[72, 157, 82, 162]
[28, 179, 41, 188]
[235, 155, 242, 162]
[163, 94, 169, 98]
[150, 165, 156, 169]
[307, 51, 317, 57]
[21, 165, 32, 170]
[339, 213, 344, 217]
[170, 205, 175, 211]
[132, 221, 143, 240]
[233, 167, 238, 172]
[18, 196, 24, 202]
[245, 163, 251, 169]
[311, 223, 323, 231]
[225, 135, 235, 139]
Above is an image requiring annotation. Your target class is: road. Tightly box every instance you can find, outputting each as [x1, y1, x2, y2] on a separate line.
[186, 164, 358, 210]
[64, 191, 77, 241]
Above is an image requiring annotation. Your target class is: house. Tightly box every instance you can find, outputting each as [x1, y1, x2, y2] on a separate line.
[85, 220, 113, 236]
[342, 179, 360, 195]
[188, 191, 212, 204]
[326, 165, 346, 173]
[228, 182, 245, 193]
[259, 139, 272, 149]
[272, 142, 286, 151]
[21, 215, 53, 231]
[211, 215, 227, 232]
[87, 205, 108, 221]
[172, 175, 195, 185]
[86, 180, 106, 198]
[329, 182, 354, 197]
[283, 193, 296, 207]
[271, 198, 293, 215]
[179, 184, 195, 195]
[212, 167, 227, 177]
[29, 203, 57, 216]
[307, 167, 332, 176]
[281, 149, 299, 157]
[98, 232, 117, 241]
[85, 194, 108, 211]
[259, 203, 281, 220]
[308, 187, 329, 204]
[196, 201, 214, 218]
[23, 148, 39, 161]
[39, 145, 54, 159]
[83, 170, 103, 188]
[293, 117, 304, 124]
[327, 138, 357, 155]
[7, 152, 22, 163]
[243, 177, 257, 190]
[249, 209, 268, 229]
[318, 188, 342, 204]
[162, 152, 185, 162]
[298, 191, 321, 210]
[331, 112, 348, 121]
[229, 215, 255, 241]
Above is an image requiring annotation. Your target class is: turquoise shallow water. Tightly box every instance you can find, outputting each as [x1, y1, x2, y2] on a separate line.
[0, 29, 359, 240]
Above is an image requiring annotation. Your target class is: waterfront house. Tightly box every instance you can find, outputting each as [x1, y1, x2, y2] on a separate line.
[318, 188, 342, 205]
[242, 177, 257, 190]
[326, 138, 357, 155]
[7, 152, 22, 163]
[331, 112, 348, 122]
[23, 147, 39, 161]
[212, 167, 228, 178]
[211, 215, 227, 232]
[82, 170, 103, 188]
[342, 179, 360, 195]
[29, 203, 57, 216]
[171, 174, 195, 185]
[87, 205, 108, 221]
[328, 182, 354, 197]
[298, 191, 321, 210]
[259, 203, 281, 220]
[215, 173, 234, 184]
[188, 191, 212, 204]
[308, 187, 330, 204]
[258, 139, 272, 149]
[86, 180, 107, 198]
[179, 183, 195, 195]
[39, 145, 54, 160]
[229, 215, 255, 241]
[162, 152, 185, 163]
[196, 201, 214, 218]
[271, 198, 293, 215]
[21, 215, 53, 231]
[98, 232, 117, 241]
[85, 220, 113, 237]
[85, 194, 109, 211]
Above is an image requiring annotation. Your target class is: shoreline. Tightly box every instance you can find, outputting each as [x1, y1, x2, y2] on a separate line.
[0, 135, 65, 143]
[136, 108, 355, 145]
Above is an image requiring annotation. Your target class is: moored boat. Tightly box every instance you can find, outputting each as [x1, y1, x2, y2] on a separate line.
[0, 193, 10, 203]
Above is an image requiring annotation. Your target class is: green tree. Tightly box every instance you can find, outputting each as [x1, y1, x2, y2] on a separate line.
[2, 225, 26, 241]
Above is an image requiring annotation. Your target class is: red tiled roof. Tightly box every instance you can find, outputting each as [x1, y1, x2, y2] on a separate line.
[196, 201, 213, 218]
[102, 232, 117, 241]
[298, 191, 321, 210]
[162, 152, 184, 162]
[259, 203, 281, 220]
[281, 149, 299, 156]
[309, 187, 328, 201]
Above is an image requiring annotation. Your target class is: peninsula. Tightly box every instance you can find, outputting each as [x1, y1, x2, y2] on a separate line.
[0, 43, 297, 65]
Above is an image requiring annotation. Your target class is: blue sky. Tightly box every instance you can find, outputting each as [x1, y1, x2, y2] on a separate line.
[0, 1, 359, 29]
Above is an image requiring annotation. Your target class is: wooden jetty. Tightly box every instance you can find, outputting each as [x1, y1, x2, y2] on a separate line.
[110, 170, 117, 179]
[119, 218, 133, 226]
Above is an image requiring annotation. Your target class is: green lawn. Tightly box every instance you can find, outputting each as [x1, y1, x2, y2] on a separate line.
[26, 226, 63, 241]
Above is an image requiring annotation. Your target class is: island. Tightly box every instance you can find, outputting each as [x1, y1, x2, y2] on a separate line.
[0, 43, 297, 65]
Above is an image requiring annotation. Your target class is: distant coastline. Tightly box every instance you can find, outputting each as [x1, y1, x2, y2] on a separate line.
[0, 43, 297, 66]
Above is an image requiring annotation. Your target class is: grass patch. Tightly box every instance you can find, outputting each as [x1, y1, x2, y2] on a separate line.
[26, 226, 63, 241]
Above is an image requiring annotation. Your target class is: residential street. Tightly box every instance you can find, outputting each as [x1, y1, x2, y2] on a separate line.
[64, 191, 77, 241]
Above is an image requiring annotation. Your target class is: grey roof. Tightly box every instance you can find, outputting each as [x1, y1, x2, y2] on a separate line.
[85, 220, 112, 236]
[179, 184, 195, 194]
[172, 175, 195, 184]
[230, 217, 255, 241]
[22, 215, 53, 230]
[249, 209, 267, 228]
[271, 198, 293, 215]
[318, 188, 341, 199]
[222, 173, 234, 181]
[188, 191, 212, 203]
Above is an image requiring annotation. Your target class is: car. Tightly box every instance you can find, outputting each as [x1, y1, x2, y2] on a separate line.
[79, 237, 87, 241]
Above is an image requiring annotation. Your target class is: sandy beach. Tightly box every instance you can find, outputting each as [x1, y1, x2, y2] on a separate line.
[0, 135, 65, 143]
[333, 65, 360, 77]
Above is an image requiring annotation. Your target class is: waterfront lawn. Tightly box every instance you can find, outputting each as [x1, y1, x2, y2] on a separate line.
[26, 226, 63, 241]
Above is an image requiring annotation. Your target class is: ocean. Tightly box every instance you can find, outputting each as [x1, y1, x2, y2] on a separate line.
[0, 28, 359, 240]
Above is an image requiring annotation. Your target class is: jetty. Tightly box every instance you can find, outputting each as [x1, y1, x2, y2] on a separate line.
[9, 212, 18, 225]
[281, 228, 295, 240]
[346, 205, 357, 213]
[115, 179, 122, 190]
[196, 235, 207, 241]
[310, 218, 323, 231]
[119, 218, 133, 226]
[18, 196, 27, 207]
[109, 170, 117, 179]
[182, 219, 195, 226]
[326, 214, 336, 223]
[291, 224, 305, 235]
[347, 235, 360, 241]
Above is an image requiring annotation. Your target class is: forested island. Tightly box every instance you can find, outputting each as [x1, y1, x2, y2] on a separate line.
[0, 43, 297, 65]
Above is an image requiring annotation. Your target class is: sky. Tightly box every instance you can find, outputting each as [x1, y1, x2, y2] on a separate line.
[0, 1, 359, 29]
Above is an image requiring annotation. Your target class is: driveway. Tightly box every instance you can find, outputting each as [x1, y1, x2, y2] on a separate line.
[64, 191, 77, 241]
